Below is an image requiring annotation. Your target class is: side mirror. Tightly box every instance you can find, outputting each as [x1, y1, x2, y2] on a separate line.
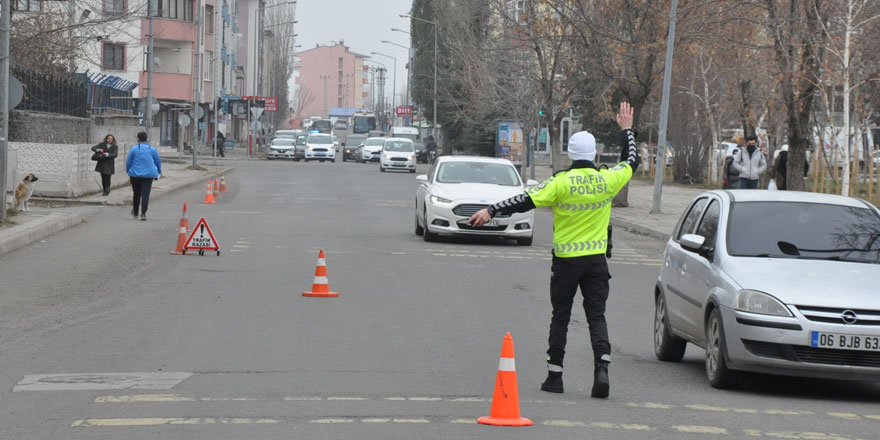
[525, 179, 539, 187]
[679, 234, 706, 253]
[416, 175, 428, 182]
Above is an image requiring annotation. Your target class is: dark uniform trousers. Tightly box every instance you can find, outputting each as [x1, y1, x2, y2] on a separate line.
[548, 253, 611, 368]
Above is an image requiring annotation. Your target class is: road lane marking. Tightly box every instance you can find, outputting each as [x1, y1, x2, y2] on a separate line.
[310, 418, 354, 424]
[672, 425, 729, 434]
[14, 372, 192, 391]
[828, 413, 860, 420]
[73, 418, 278, 427]
[218, 211, 264, 214]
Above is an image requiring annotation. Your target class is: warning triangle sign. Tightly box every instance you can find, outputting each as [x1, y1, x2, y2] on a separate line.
[183, 217, 220, 251]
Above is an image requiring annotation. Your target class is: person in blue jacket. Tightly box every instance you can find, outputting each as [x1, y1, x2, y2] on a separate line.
[126, 132, 162, 221]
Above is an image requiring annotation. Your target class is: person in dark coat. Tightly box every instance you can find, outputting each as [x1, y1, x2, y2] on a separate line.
[722, 148, 741, 189]
[215, 131, 226, 157]
[774, 150, 809, 190]
[91, 134, 119, 196]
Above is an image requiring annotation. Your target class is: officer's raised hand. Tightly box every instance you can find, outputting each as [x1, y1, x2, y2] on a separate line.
[616, 102, 633, 130]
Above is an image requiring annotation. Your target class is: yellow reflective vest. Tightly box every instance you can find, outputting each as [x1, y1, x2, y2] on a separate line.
[528, 163, 633, 257]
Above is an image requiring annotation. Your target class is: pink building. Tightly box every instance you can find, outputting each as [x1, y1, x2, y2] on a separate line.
[294, 42, 370, 124]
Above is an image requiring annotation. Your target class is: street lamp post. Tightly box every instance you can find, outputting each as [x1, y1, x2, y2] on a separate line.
[370, 52, 396, 124]
[398, 14, 437, 141]
[381, 40, 411, 125]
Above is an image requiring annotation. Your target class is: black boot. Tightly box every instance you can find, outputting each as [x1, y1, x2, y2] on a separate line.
[541, 371, 563, 393]
[591, 362, 609, 398]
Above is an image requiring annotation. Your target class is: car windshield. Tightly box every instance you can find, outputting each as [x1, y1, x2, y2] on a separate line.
[384, 141, 414, 152]
[308, 134, 332, 144]
[436, 162, 521, 186]
[364, 138, 384, 146]
[296, 136, 307, 145]
[346, 136, 366, 146]
[727, 201, 880, 264]
[271, 139, 294, 146]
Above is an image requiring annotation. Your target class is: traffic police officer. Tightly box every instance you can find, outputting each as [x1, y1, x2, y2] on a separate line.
[468, 102, 640, 398]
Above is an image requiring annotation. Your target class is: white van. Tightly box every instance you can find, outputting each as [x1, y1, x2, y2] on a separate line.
[390, 126, 419, 141]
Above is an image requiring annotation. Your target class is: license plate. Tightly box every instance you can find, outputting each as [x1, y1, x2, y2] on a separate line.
[315, 153, 325, 156]
[811, 331, 880, 351]
[393, 162, 405, 166]
[459, 219, 497, 227]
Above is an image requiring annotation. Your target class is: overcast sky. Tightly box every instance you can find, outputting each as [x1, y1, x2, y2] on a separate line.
[293, 0, 414, 100]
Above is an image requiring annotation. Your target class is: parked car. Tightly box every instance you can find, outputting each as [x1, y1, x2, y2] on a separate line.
[274, 129, 301, 140]
[267, 138, 296, 160]
[654, 190, 880, 388]
[342, 134, 367, 162]
[415, 156, 537, 245]
[357, 137, 385, 163]
[379, 138, 417, 173]
[304, 133, 336, 162]
[294, 134, 308, 161]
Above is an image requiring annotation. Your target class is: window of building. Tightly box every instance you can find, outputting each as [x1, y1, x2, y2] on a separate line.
[338, 57, 343, 69]
[204, 5, 214, 33]
[338, 84, 343, 96]
[338, 70, 342, 82]
[204, 51, 213, 80]
[103, 0, 125, 14]
[13, 0, 40, 12]
[158, 0, 193, 21]
[338, 97, 343, 106]
[505, 0, 525, 23]
[102, 42, 125, 70]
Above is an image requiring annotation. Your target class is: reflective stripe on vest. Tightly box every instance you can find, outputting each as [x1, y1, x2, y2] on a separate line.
[553, 198, 612, 212]
[553, 239, 607, 254]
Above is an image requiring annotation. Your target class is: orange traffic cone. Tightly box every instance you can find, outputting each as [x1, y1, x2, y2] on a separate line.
[219, 173, 228, 192]
[477, 332, 532, 427]
[201, 181, 216, 204]
[170, 215, 190, 255]
[302, 250, 339, 297]
[213, 178, 221, 198]
[181, 202, 190, 233]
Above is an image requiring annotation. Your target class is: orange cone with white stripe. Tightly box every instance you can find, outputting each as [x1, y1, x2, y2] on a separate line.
[302, 249, 339, 297]
[219, 173, 228, 192]
[213, 178, 221, 198]
[477, 332, 532, 427]
[201, 181, 216, 204]
[170, 207, 190, 255]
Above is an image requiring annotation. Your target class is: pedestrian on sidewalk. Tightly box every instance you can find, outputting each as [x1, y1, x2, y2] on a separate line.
[125, 132, 162, 221]
[215, 130, 226, 157]
[733, 135, 766, 189]
[468, 102, 641, 399]
[722, 148, 740, 189]
[91, 134, 119, 196]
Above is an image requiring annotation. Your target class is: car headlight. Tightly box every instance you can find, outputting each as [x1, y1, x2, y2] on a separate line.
[735, 290, 792, 317]
[430, 195, 454, 206]
[408, 154, 416, 161]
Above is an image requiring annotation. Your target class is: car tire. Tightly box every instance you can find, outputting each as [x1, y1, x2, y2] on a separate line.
[332, 158, 336, 163]
[654, 292, 687, 362]
[423, 208, 438, 242]
[516, 236, 533, 246]
[414, 210, 424, 236]
[409, 169, 416, 173]
[705, 308, 738, 389]
[380, 165, 386, 172]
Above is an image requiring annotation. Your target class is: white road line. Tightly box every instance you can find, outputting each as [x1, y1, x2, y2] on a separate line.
[73, 418, 278, 427]
[218, 211, 263, 214]
[14, 372, 192, 391]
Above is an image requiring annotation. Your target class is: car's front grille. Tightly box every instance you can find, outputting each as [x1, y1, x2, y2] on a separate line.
[741, 339, 880, 368]
[452, 204, 510, 218]
[391, 156, 409, 162]
[312, 148, 328, 152]
[272, 149, 287, 153]
[795, 306, 880, 326]
[457, 222, 507, 232]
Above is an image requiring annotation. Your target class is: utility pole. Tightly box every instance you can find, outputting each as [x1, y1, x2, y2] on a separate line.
[145, 0, 156, 135]
[191, 0, 203, 167]
[0, 0, 9, 221]
[320, 74, 329, 117]
[651, 0, 678, 215]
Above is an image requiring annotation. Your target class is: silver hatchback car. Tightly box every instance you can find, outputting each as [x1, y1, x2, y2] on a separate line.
[655, 190, 880, 388]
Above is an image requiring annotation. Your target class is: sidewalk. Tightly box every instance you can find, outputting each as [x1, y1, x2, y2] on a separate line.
[1, 151, 237, 256]
[531, 165, 706, 241]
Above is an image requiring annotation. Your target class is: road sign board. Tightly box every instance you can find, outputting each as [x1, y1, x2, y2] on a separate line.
[191, 106, 205, 120]
[178, 114, 191, 127]
[264, 97, 278, 112]
[184, 218, 220, 252]
[396, 105, 413, 116]
[250, 107, 265, 119]
[8, 76, 23, 110]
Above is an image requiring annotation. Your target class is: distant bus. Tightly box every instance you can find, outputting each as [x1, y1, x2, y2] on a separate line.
[353, 113, 377, 134]
[312, 119, 332, 134]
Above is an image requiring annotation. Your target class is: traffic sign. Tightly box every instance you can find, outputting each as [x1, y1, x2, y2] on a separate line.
[396, 105, 413, 116]
[178, 113, 191, 128]
[183, 217, 221, 255]
[265, 97, 278, 112]
[191, 106, 205, 121]
[250, 107, 265, 119]
[8, 76, 23, 110]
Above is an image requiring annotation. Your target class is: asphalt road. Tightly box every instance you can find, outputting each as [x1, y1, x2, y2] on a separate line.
[1, 160, 878, 439]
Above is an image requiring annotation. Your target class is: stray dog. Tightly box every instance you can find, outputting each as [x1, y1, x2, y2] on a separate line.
[14, 173, 39, 212]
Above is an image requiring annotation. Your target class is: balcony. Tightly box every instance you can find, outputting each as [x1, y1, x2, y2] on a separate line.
[141, 17, 196, 43]
[139, 71, 191, 101]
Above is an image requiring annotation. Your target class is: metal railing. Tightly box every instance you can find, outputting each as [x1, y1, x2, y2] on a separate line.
[11, 65, 89, 117]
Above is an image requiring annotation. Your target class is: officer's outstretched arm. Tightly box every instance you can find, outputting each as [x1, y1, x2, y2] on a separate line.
[619, 129, 640, 171]
[468, 193, 536, 227]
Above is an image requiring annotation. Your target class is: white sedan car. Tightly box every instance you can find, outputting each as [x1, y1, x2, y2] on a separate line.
[415, 156, 537, 245]
[379, 138, 417, 173]
[304, 133, 336, 162]
[267, 138, 296, 160]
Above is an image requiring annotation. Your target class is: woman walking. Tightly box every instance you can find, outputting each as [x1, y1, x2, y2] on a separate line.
[91, 134, 119, 196]
[125, 132, 162, 221]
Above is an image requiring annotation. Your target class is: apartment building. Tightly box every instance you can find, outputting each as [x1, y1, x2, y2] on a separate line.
[294, 42, 370, 125]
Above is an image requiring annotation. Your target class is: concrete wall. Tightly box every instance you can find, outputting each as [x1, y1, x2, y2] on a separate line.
[11, 142, 138, 198]
[91, 115, 161, 145]
[9, 111, 90, 144]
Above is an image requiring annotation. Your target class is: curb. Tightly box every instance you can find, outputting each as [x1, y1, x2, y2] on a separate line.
[0, 208, 100, 256]
[610, 216, 670, 242]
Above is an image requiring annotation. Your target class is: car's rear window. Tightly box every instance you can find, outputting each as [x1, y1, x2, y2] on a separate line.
[365, 138, 384, 146]
[727, 201, 880, 264]
[308, 134, 331, 144]
[436, 162, 521, 186]
[271, 139, 294, 146]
